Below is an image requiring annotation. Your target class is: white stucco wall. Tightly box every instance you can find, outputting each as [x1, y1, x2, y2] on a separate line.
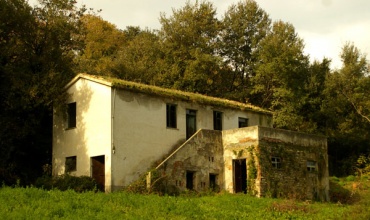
[52, 78, 112, 191]
[111, 90, 271, 189]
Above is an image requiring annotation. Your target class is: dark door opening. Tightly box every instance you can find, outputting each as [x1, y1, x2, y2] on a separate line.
[233, 159, 247, 193]
[91, 155, 105, 191]
[186, 171, 194, 190]
[186, 109, 197, 139]
[209, 174, 217, 190]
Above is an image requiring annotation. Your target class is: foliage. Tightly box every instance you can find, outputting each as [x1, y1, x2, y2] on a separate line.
[0, 0, 86, 185]
[219, 0, 271, 101]
[75, 14, 125, 76]
[2, 182, 370, 219]
[356, 154, 370, 176]
[34, 174, 97, 192]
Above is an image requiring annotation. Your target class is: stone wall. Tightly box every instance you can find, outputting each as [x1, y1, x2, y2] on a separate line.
[257, 127, 329, 201]
[155, 129, 223, 193]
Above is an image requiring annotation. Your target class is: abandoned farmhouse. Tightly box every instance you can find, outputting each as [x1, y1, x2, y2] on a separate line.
[53, 74, 329, 201]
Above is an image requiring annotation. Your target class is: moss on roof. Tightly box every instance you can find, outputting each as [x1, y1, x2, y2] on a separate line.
[79, 73, 272, 115]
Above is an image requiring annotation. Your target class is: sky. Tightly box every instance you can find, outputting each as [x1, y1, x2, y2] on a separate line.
[29, 0, 370, 69]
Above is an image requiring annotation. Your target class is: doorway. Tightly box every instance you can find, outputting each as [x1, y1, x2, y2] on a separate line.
[233, 159, 247, 193]
[186, 171, 195, 190]
[91, 155, 105, 191]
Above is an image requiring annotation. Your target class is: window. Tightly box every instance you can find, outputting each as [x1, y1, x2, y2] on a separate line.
[186, 109, 197, 139]
[67, 102, 76, 128]
[271, 157, 281, 169]
[166, 104, 177, 128]
[65, 156, 77, 173]
[213, 111, 223, 130]
[238, 117, 248, 128]
[307, 161, 316, 172]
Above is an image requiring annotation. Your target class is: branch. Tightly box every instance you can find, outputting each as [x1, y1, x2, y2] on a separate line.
[341, 91, 370, 123]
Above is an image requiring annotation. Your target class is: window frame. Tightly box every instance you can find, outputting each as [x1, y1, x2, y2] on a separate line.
[238, 117, 248, 128]
[65, 156, 77, 173]
[213, 111, 223, 131]
[166, 104, 177, 128]
[67, 102, 76, 129]
[307, 160, 317, 172]
[271, 156, 282, 169]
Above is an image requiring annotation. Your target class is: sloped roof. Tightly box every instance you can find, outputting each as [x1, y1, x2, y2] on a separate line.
[67, 73, 272, 115]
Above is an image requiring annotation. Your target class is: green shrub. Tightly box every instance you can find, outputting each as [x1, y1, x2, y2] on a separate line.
[345, 175, 355, 182]
[330, 176, 340, 182]
[35, 175, 97, 192]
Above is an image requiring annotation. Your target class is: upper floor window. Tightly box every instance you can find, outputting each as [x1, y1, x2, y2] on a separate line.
[213, 111, 223, 130]
[166, 104, 177, 128]
[238, 117, 248, 128]
[67, 102, 76, 128]
[307, 161, 316, 172]
[271, 157, 282, 169]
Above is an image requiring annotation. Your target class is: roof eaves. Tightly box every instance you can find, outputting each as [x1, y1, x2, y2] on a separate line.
[109, 77, 272, 115]
[65, 73, 113, 90]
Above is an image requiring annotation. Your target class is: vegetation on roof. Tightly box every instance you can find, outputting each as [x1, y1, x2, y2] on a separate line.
[83, 74, 272, 115]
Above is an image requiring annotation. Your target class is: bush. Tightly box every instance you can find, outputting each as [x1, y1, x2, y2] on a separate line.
[345, 175, 356, 182]
[35, 175, 97, 192]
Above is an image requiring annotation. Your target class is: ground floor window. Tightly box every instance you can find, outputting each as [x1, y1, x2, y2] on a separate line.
[307, 160, 317, 172]
[271, 157, 282, 169]
[65, 156, 77, 173]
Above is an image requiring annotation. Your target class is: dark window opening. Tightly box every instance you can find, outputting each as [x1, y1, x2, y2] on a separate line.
[307, 161, 316, 172]
[186, 109, 197, 139]
[271, 157, 282, 169]
[67, 102, 76, 128]
[65, 156, 77, 173]
[213, 111, 223, 130]
[166, 104, 177, 128]
[238, 117, 248, 128]
[186, 171, 195, 190]
[209, 174, 217, 190]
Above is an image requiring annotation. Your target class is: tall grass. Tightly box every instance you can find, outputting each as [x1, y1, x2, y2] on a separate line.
[0, 187, 363, 219]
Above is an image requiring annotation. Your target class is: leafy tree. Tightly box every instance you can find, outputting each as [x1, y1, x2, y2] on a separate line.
[218, 0, 271, 101]
[111, 27, 165, 84]
[75, 15, 125, 76]
[158, 0, 222, 95]
[0, 0, 85, 184]
[252, 21, 309, 130]
[323, 43, 370, 175]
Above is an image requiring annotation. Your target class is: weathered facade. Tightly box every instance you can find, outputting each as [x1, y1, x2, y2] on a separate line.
[53, 74, 329, 201]
[154, 126, 329, 201]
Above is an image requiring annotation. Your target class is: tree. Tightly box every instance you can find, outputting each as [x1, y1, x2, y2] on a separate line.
[252, 21, 309, 130]
[323, 43, 370, 175]
[111, 27, 165, 84]
[0, 0, 85, 184]
[218, 0, 271, 101]
[75, 15, 125, 76]
[158, 0, 223, 95]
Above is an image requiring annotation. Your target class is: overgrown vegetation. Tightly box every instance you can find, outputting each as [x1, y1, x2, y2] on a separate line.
[1, 175, 369, 219]
[34, 175, 97, 193]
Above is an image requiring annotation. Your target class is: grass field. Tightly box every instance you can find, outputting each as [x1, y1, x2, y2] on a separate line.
[1, 176, 369, 219]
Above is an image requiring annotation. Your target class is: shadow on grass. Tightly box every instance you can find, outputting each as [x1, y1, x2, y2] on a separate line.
[329, 180, 361, 205]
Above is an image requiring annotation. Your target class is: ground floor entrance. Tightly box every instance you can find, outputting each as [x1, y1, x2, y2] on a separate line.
[233, 159, 247, 193]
